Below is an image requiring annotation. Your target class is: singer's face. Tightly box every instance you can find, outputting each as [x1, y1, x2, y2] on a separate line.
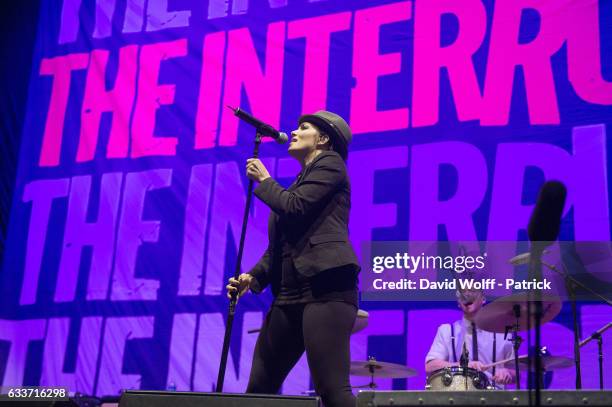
[288, 121, 322, 157]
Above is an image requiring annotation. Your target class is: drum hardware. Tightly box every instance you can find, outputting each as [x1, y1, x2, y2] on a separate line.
[474, 292, 562, 390]
[555, 261, 612, 390]
[516, 354, 573, 371]
[459, 342, 470, 391]
[580, 322, 612, 391]
[473, 292, 561, 334]
[426, 367, 490, 391]
[510, 250, 612, 390]
[349, 356, 417, 390]
[507, 303, 523, 389]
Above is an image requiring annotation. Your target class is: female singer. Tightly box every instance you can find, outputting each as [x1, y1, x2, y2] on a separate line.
[227, 111, 360, 407]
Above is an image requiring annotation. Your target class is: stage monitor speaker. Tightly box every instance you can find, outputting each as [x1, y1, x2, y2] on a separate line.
[119, 390, 320, 407]
[357, 390, 611, 406]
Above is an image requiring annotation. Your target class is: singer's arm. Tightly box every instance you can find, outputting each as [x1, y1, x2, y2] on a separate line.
[247, 248, 271, 294]
[254, 153, 345, 219]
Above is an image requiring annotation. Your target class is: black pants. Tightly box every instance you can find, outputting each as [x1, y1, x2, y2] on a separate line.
[246, 301, 357, 407]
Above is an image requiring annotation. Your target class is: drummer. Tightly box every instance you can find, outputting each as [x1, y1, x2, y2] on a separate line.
[425, 288, 516, 388]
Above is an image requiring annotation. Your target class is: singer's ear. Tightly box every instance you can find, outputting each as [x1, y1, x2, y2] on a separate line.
[317, 133, 330, 146]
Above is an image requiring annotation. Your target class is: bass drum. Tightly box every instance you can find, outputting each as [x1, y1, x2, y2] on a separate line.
[426, 367, 490, 391]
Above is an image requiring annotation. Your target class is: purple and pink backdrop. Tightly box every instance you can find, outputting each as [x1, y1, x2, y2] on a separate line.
[1, 0, 611, 396]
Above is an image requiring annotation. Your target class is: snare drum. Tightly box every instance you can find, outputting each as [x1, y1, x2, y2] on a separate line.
[426, 367, 490, 391]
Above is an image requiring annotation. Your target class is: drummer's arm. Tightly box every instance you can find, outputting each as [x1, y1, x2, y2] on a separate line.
[507, 367, 516, 383]
[425, 324, 456, 375]
[493, 366, 515, 384]
[494, 342, 517, 384]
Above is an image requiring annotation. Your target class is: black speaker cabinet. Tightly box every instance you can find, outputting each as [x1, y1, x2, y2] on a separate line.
[119, 390, 320, 407]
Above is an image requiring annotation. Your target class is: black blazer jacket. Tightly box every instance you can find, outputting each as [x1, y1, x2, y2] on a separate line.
[248, 151, 360, 296]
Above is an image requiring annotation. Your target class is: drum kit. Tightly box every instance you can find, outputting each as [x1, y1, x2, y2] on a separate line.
[348, 291, 577, 392]
[248, 257, 608, 394]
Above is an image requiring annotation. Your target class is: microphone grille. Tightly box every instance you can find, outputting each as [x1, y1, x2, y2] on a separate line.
[276, 132, 289, 144]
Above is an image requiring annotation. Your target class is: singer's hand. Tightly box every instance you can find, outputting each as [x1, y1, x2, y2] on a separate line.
[246, 158, 271, 183]
[226, 273, 254, 300]
[468, 361, 487, 371]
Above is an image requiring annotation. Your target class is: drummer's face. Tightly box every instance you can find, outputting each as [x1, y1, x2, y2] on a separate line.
[458, 291, 485, 316]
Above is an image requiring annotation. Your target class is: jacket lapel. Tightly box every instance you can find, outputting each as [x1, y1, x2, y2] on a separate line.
[292, 151, 334, 189]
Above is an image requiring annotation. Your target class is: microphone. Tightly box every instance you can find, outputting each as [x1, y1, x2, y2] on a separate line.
[460, 341, 469, 370]
[227, 106, 288, 144]
[528, 181, 567, 248]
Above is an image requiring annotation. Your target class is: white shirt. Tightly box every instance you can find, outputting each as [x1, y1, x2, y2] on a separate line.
[425, 318, 514, 387]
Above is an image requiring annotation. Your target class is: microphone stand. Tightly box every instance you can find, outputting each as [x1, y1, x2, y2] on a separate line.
[528, 244, 546, 407]
[564, 272, 582, 389]
[542, 260, 612, 390]
[215, 131, 262, 392]
[513, 252, 612, 391]
[580, 322, 612, 390]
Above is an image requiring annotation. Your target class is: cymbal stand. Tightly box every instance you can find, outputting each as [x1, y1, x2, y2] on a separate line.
[564, 275, 582, 389]
[544, 260, 612, 389]
[366, 356, 378, 389]
[504, 304, 523, 390]
[580, 322, 612, 391]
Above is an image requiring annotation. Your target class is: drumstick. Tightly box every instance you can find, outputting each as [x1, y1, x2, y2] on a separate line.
[482, 355, 527, 370]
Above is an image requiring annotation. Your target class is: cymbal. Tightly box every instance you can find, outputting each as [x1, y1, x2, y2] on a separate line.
[352, 309, 369, 334]
[352, 383, 377, 389]
[506, 355, 574, 371]
[349, 359, 417, 378]
[474, 292, 562, 333]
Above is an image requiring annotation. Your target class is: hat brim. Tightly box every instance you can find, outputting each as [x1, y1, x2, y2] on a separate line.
[298, 114, 348, 160]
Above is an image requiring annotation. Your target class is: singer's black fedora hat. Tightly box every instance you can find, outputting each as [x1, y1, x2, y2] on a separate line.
[298, 110, 352, 161]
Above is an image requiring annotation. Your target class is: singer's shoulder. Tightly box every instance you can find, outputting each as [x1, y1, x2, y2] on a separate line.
[312, 151, 345, 169]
